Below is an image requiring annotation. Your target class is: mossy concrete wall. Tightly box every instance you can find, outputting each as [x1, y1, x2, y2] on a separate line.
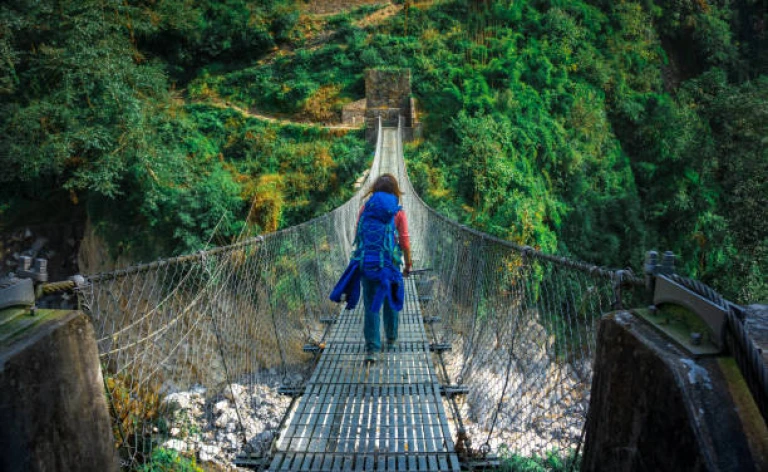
[0, 308, 118, 472]
[364, 68, 417, 142]
[583, 310, 768, 471]
[365, 68, 411, 110]
[342, 98, 366, 126]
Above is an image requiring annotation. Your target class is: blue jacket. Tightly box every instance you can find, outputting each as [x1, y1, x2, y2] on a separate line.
[330, 192, 405, 312]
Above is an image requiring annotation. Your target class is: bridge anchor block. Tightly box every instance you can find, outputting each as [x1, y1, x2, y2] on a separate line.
[440, 385, 470, 397]
[277, 386, 305, 397]
[303, 343, 325, 353]
[430, 343, 451, 353]
[234, 453, 271, 470]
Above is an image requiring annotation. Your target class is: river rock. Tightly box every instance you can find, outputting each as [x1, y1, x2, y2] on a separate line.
[198, 444, 220, 462]
[163, 439, 189, 453]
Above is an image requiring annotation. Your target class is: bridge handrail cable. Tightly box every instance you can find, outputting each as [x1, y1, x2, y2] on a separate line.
[79, 115, 641, 291]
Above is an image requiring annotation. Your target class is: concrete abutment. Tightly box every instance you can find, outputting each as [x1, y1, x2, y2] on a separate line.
[0, 306, 119, 472]
[583, 310, 768, 471]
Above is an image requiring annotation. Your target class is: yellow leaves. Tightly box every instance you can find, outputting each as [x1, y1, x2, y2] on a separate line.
[314, 144, 334, 171]
[421, 28, 440, 43]
[224, 116, 245, 148]
[246, 174, 285, 232]
[227, 248, 251, 271]
[287, 170, 314, 195]
[146, 164, 159, 183]
[297, 14, 321, 41]
[225, 116, 242, 129]
[299, 84, 344, 123]
[249, 126, 278, 154]
[425, 165, 450, 200]
[327, 128, 349, 138]
[148, 11, 161, 27]
[192, 81, 219, 100]
[507, 262, 523, 277]
[104, 372, 161, 448]
[428, 187, 451, 199]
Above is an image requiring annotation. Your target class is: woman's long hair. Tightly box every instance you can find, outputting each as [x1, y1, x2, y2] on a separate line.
[363, 173, 403, 201]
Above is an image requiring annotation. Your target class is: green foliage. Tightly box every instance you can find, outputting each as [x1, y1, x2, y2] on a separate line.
[178, 0, 767, 302]
[0, 0, 369, 262]
[2, 0, 765, 302]
[83, 103, 368, 260]
[497, 446, 579, 472]
[1, 0, 169, 196]
[448, 111, 561, 252]
[103, 371, 162, 464]
[131, 0, 299, 72]
[138, 447, 203, 472]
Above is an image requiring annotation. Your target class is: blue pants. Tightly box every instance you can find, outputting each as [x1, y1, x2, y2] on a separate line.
[361, 275, 399, 353]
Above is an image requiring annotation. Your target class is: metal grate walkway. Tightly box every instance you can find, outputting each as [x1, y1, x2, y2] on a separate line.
[268, 277, 461, 471]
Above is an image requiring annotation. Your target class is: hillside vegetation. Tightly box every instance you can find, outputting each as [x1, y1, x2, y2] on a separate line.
[1, 0, 766, 302]
[0, 0, 370, 260]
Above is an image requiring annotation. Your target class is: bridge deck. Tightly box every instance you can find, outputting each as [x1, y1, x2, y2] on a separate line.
[269, 277, 461, 471]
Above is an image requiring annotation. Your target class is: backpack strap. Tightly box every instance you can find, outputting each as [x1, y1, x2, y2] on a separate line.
[352, 211, 365, 262]
[386, 208, 404, 267]
[352, 197, 403, 268]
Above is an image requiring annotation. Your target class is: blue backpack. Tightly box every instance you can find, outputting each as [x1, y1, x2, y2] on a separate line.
[352, 191, 403, 271]
[329, 191, 405, 311]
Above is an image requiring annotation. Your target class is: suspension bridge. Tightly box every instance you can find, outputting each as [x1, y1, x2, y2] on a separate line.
[64, 116, 767, 471]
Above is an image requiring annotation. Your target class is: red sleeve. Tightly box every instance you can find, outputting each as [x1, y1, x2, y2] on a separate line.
[394, 210, 410, 251]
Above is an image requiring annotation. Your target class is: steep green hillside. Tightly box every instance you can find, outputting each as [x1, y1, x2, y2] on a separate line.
[2, 0, 766, 302]
[0, 0, 370, 260]
[189, 0, 767, 302]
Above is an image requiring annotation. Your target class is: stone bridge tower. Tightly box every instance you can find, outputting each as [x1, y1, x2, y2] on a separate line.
[362, 68, 421, 142]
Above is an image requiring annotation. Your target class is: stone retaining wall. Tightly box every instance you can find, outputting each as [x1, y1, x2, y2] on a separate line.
[342, 98, 366, 126]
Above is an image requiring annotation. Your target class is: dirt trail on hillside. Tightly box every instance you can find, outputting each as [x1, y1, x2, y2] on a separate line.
[255, 0, 412, 69]
[189, 1, 417, 127]
[356, 4, 400, 28]
[198, 98, 363, 131]
[301, 0, 388, 16]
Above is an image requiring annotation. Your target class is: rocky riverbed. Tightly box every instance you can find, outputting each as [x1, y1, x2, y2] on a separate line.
[159, 372, 295, 470]
[158, 316, 590, 470]
[439, 317, 592, 458]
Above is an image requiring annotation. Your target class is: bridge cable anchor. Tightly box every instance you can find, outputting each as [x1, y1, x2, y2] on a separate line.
[638, 250, 726, 357]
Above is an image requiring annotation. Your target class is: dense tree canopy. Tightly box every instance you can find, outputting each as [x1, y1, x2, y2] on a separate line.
[0, 0, 367, 259]
[1, 0, 766, 302]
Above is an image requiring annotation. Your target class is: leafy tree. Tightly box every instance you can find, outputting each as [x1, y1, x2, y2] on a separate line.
[2, 0, 765, 302]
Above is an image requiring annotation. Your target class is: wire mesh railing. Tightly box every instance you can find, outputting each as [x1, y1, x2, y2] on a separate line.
[389, 117, 641, 461]
[78, 115, 763, 471]
[78, 118, 389, 468]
